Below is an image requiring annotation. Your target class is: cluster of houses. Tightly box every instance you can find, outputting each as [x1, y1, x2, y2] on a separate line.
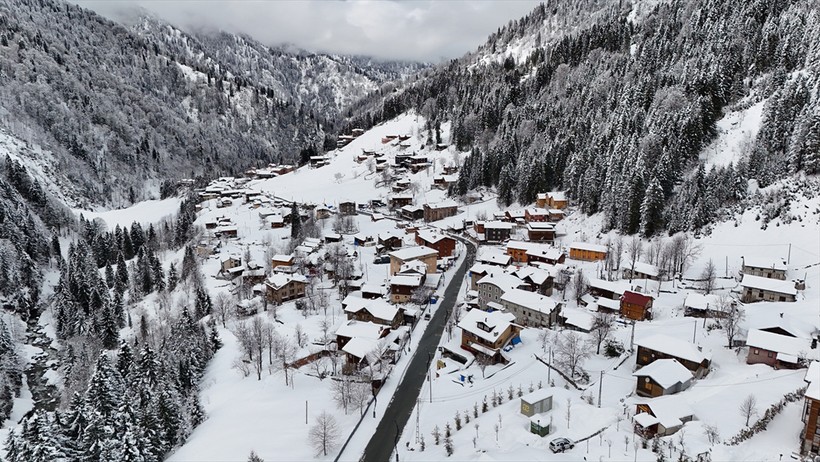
[243, 164, 295, 179]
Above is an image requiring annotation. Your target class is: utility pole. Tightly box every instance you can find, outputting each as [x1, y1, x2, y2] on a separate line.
[692, 319, 697, 343]
[629, 321, 636, 351]
[415, 398, 421, 444]
[305, 400, 308, 425]
[725, 255, 728, 278]
[788, 243, 791, 264]
[547, 346, 552, 383]
[598, 370, 603, 408]
[428, 352, 433, 403]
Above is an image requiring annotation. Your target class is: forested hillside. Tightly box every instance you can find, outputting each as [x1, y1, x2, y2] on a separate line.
[342, 0, 820, 236]
[0, 0, 419, 209]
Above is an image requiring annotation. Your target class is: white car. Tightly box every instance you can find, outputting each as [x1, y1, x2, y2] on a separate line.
[549, 437, 574, 453]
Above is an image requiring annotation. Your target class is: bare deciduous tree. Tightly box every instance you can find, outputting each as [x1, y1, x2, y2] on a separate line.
[739, 394, 758, 426]
[570, 268, 588, 305]
[716, 295, 744, 348]
[626, 235, 643, 282]
[308, 411, 340, 456]
[214, 292, 233, 328]
[590, 313, 615, 355]
[555, 331, 592, 378]
[700, 258, 717, 294]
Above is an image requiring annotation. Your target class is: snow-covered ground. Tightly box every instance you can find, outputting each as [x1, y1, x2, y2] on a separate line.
[72, 197, 182, 230]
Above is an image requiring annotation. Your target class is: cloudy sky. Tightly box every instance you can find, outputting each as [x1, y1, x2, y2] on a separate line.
[73, 0, 540, 62]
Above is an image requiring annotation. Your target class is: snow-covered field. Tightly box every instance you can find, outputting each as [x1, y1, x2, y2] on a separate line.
[72, 197, 182, 230]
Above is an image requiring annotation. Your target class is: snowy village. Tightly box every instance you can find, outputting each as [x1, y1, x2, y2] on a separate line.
[16, 114, 810, 462]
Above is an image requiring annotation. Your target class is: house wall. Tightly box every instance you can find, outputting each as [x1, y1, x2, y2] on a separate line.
[507, 247, 528, 263]
[521, 396, 553, 417]
[741, 287, 796, 303]
[389, 254, 437, 275]
[746, 347, 779, 367]
[621, 301, 651, 321]
[266, 281, 306, 304]
[485, 228, 511, 243]
[527, 229, 555, 242]
[416, 236, 456, 257]
[743, 265, 787, 280]
[503, 300, 559, 328]
[569, 248, 607, 261]
[803, 397, 820, 456]
[423, 206, 457, 222]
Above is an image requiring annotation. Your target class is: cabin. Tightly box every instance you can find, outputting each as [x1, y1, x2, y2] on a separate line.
[360, 283, 389, 300]
[344, 298, 402, 329]
[512, 266, 554, 296]
[802, 362, 820, 457]
[500, 289, 561, 328]
[745, 329, 811, 369]
[633, 359, 694, 398]
[526, 222, 556, 243]
[547, 191, 568, 209]
[520, 388, 553, 417]
[458, 309, 521, 364]
[335, 320, 389, 354]
[683, 293, 721, 318]
[271, 254, 294, 270]
[388, 246, 439, 275]
[215, 225, 238, 238]
[415, 229, 456, 258]
[633, 396, 694, 437]
[377, 231, 404, 251]
[558, 307, 595, 333]
[504, 209, 526, 224]
[389, 271, 426, 304]
[339, 201, 357, 216]
[569, 242, 608, 261]
[636, 334, 711, 378]
[315, 206, 332, 220]
[621, 261, 661, 281]
[397, 205, 421, 221]
[423, 200, 459, 222]
[264, 274, 307, 305]
[742, 257, 787, 280]
[484, 221, 513, 243]
[587, 278, 626, 300]
[524, 208, 549, 222]
[323, 232, 342, 244]
[739, 274, 797, 303]
[620, 291, 654, 321]
[389, 194, 414, 210]
[221, 256, 242, 273]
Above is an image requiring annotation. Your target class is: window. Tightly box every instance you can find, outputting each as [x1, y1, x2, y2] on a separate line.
[767, 352, 774, 358]
[753, 349, 759, 354]
[779, 296, 786, 302]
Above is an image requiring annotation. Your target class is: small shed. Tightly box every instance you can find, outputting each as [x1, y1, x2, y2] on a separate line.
[529, 414, 551, 437]
[520, 388, 553, 417]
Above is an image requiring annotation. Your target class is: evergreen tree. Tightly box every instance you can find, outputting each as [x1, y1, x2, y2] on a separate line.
[167, 263, 178, 292]
[290, 202, 301, 238]
[104, 262, 115, 288]
[640, 176, 665, 237]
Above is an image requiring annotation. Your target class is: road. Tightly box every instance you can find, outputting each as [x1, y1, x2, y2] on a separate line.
[359, 238, 475, 462]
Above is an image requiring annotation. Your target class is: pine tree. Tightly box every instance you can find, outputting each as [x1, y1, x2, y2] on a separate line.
[104, 262, 115, 288]
[115, 252, 129, 294]
[167, 263, 178, 291]
[290, 202, 301, 238]
[640, 176, 665, 237]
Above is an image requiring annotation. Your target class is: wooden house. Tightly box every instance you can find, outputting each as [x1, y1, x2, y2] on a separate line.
[633, 397, 694, 437]
[484, 221, 513, 243]
[620, 291, 654, 321]
[400, 204, 424, 221]
[524, 208, 549, 222]
[344, 299, 402, 329]
[423, 200, 458, 222]
[388, 246, 438, 275]
[414, 229, 456, 258]
[264, 274, 307, 304]
[636, 334, 711, 378]
[742, 257, 787, 280]
[457, 309, 521, 364]
[389, 271, 426, 304]
[526, 222, 556, 243]
[633, 359, 693, 398]
[339, 201, 357, 216]
[802, 362, 820, 457]
[745, 329, 811, 369]
[739, 274, 797, 303]
[569, 242, 608, 261]
[500, 289, 561, 328]
[389, 194, 414, 210]
[377, 231, 403, 251]
[271, 254, 294, 270]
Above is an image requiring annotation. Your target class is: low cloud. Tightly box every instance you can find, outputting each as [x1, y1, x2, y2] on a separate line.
[73, 0, 541, 62]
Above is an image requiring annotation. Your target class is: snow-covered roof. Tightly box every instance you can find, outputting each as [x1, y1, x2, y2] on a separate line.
[416, 228, 453, 244]
[743, 257, 787, 272]
[265, 273, 307, 289]
[500, 289, 558, 314]
[596, 297, 621, 311]
[484, 220, 513, 230]
[526, 208, 548, 216]
[361, 284, 388, 296]
[513, 266, 550, 285]
[806, 361, 820, 385]
[588, 278, 627, 296]
[390, 274, 423, 287]
[457, 309, 517, 344]
[749, 312, 816, 339]
[399, 260, 428, 275]
[526, 222, 555, 230]
[635, 396, 694, 429]
[400, 204, 423, 212]
[739, 274, 797, 296]
[343, 337, 379, 360]
[389, 246, 438, 261]
[343, 299, 398, 322]
[378, 230, 403, 241]
[477, 248, 511, 266]
[425, 199, 458, 209]
[272, 254, 293, 262]
[520, 388, 553, 404]
[621, 261, 660, 277]
[526, 247, 564, 261]
[684, 293, 719, 311]
[635, 334, 710, 364]
[335, 320, 387, 340]
[570, 242, 608, 253]
[746, 329, 811, 357]
[477, 272, 525, 293]
[560, 307, 595, 331]
[549, 191, 567, 201]
[469, 263, 494, 275]
[633, 359, 693, 389]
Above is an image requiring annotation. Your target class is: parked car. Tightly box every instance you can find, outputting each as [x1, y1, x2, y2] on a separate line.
[549, 437, 574, 453]
[373, 255, 390, 264]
